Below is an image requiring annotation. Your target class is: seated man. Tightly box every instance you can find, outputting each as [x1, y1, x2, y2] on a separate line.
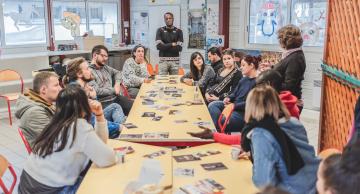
[88, 45, 133, 115]
[63, 57, 126, 138]
[15, 72, 62, 147]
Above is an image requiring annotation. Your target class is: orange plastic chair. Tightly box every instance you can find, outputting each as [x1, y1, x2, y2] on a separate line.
[120, 82, 131, 99]
[155, 64, 159, 75]
[18, 128, 32, 154]
[178, 67, 185, 75]
[0, 155, 17, 194]
[218, 103, 235, 133]
[0, 69, 24, 125]
[318, 148, 341, 159]
[147, 63, 155, 76]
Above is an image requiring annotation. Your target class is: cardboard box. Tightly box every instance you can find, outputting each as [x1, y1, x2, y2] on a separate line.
[75, 36, 104, 51]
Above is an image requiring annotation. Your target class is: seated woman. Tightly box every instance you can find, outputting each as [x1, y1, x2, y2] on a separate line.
[63, 57, 126, 138]
[241, 85, 319, 194]
[205, 49, 242, 103]
[180, 52, 215, 96]
[122, 44, 152, 98]
[189, 69, 300, 144]
[18, 85, 117, 194]
[207, 55, 260, 133]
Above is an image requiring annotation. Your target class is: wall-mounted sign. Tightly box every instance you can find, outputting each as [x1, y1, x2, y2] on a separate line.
[206, 35, 224, 47]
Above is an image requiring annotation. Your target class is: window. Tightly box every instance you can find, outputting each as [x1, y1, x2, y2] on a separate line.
[53, 0, 118, 41]
[2, 0, 47, 45]
[88, 1, 118, 39]
[0, 0, 120, 50]
[248, 0, 327, 47]
[291, 0, 327, 46]
[248, 0, 288, 45]
[52, 1, 86, 41]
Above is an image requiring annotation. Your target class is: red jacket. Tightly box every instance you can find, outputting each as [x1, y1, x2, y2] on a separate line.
[279, 91, 300, 119]
[213, 90, 300, 145]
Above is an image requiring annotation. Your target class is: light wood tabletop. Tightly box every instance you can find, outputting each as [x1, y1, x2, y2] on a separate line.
[119, 76, 215, 146]
[77, 139, 173, 194]
[172, 143, 258, 194]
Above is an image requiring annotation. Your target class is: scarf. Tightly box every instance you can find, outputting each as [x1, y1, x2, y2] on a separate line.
[25, 89, 55, 112]
[281, 47, 302, 59]
[241, 115, 304, 175]
[210, 68, 238, 96]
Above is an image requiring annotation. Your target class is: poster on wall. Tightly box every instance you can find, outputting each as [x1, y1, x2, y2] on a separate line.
[291, 0, 327, 47]
[206, 35, 224, 48]
[131, 12, 149, 46]
[248, 0, 287, 44]
[187, 0, 206, 49]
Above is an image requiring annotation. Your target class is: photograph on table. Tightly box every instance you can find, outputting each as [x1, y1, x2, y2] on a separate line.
[143, 150, 167, 159]
[201, 162, 228, 171]
[113, 146, 135, 154]
[123, 123, 138, 129]
[152, 116, 163, 121]
[179, 178, 225, 193]
[174, 168, 195, 177]
[173, 154, 201, 162]
[142, 112, 156, 117]
[120, 134, 143, 139]
[143, 132, 169, 139]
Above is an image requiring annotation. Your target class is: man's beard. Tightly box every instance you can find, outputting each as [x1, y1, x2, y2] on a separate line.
[82, 76, 93, 83]
[96, 58, 105, 66]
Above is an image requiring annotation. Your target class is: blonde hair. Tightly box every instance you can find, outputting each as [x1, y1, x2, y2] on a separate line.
[244, 84, 290, 123]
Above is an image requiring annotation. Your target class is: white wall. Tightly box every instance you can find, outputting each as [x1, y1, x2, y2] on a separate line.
[0, 56, 50, 112]
[130, 0, 206, 68]
[229, 0, 323, 110]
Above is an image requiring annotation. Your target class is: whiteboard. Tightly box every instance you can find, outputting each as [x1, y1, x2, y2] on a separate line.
[148, 5, 181, 66]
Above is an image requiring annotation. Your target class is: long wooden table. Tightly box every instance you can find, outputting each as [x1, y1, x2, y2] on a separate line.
[77, 140, 173, 194]
[77, 141, 257, 194]
[172, 143, 258, 194]
[119, 76, 215, 146]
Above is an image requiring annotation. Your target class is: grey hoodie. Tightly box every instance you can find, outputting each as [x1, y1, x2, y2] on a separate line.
[15, 94, 55, 148]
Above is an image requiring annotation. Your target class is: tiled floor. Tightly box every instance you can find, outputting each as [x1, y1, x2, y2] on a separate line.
[0, 109, 320, 194]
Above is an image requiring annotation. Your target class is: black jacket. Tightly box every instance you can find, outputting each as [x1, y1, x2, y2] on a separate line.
[206, 68, 242, 100]
[273, 50, 306, 99]
[210, 60, 224, 74]
[349, 96, 360, 145]
[155, 26, 183, 57]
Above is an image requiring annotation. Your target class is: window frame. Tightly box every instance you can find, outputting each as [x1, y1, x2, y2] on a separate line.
[52, 0, 120, 43]
[0, 0, 50, 49]
[244, 0, 326, 53]
[0, 0, 121, 51]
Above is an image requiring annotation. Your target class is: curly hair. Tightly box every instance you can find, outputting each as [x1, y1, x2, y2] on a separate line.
[277, 24, 303, 50]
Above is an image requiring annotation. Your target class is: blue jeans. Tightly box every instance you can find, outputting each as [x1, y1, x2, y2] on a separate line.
[103, 103, 126, 124]
[59, 176, 83, 194]
[208, 101, 245, 133]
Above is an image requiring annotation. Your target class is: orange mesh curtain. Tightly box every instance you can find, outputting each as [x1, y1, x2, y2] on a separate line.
[320, 0, 360, 152]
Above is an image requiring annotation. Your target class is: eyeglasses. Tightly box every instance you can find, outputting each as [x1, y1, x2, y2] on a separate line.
[98, 53, 108, 58]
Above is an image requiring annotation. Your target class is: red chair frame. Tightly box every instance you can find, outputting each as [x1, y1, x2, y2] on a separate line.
[18, 128, 32, 154]
[120, 82, 131, 99]
[218, 103, 235, 134]
[0, 155, 17, 194]
[0, 69, 24, 125]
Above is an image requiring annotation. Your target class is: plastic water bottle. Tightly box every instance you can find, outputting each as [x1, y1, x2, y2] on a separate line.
[159, 86, 164, 99]
[193, 81, 199, 100]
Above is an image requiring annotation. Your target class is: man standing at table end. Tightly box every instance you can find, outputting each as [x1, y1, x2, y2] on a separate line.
[156, 12, 183, 75]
